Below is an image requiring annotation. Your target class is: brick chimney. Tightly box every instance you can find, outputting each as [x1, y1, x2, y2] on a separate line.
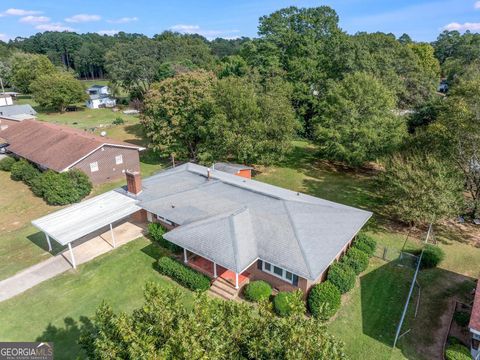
[126, 170, 142, 195]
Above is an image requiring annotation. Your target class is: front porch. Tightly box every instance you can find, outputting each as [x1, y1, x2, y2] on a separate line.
[183, 250, 250, 290]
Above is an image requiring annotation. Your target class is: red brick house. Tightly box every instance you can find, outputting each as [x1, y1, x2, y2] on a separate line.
[0, 119, 144, 184]
[470, 280, 480, 358]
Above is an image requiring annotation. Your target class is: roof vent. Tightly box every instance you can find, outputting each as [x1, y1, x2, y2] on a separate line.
[171, 204, 175, 208]
[296, 192, 300, 196]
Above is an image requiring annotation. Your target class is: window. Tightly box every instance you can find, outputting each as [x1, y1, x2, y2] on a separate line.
[156, 214, 173, 226]
[90, 161, 99, 172]
[115, 155, 123, 165]
[262, 261, 295, 284]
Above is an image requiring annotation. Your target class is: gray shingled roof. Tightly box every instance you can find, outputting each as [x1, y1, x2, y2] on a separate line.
[213, 162, 253, 175]
[0, 104, 37, 117]
[127, 163, 372, 280]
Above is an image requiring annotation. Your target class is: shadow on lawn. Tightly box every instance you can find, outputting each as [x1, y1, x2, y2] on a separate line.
[36, 316, 92, 360]
[360, 260, 475, 360]
[27, 231, 65, 255]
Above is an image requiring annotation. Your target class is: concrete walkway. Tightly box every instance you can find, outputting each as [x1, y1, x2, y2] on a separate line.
[0, 221, 145, 302]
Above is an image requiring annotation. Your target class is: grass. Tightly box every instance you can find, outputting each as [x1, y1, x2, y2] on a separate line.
[0, 238, 192, 359]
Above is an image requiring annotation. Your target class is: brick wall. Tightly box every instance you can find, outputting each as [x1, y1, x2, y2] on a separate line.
[73, 145, 140, 184]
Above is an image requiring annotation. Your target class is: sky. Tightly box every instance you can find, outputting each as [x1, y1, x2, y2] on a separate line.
[0, 0, 480, 43]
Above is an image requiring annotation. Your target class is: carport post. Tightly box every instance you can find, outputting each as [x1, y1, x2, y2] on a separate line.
[235, 273, 239, 289]
[68, 243, 77, 269]
[45, 233, 52, 252]
[183, 248, 188, 263]
[213, 262, 217, 278]
[109, 223, 116, 248]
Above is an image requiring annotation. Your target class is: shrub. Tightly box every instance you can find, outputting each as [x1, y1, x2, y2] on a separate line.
[10, 159, 40, 185]
[113, 117, 125, 125]
[453, 311, 470, 327]
[445, 343, 471, 360]
[148, 222, 181, 253]
[157, 256, 210, 291]
[68, 169, 92, 199]
[273, 290, 305, 317]
[354, 233, 377, 257]
[307, 281, 341, 320]
[0, 156, 16, 171]
[327, 262, 356, 294]
[421, 244, 445, 269]
[342, 248, 369, 275]
[243, 281, 272, 302]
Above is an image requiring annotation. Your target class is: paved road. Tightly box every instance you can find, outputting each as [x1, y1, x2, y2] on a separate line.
[0, 221, 144, 302]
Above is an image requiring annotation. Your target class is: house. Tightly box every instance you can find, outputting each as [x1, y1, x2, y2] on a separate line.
[213, 162, 253, 179]
[0, 104, 37, 119]
[121, 163, 372, 295]
[469, 280, 480, 357]
[0, 120, 144, 184]
[86, 85, 116, 109]
[0, 94, 13, 107]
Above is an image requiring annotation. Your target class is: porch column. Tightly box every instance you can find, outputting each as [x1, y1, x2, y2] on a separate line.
[45, 233, 52, 252]
[109, 223, 116, 248]
[235, 272, 239, 289]
[213, 262, 217, 278]
[68, 243, 77, 269]
[183, 248, 188, 263]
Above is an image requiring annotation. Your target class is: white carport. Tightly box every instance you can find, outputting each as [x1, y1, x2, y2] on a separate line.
[32, 191, 141, 268]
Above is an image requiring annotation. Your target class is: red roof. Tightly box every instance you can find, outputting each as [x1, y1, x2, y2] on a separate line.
[470, 280, 480, 332]
[0, 120, 144, 172]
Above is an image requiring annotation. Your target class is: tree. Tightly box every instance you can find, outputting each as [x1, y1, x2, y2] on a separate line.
[207, 76, 299, 164]
[427, 74, 480, 217]
[79, 283, 347, 359]
[105, 38, 160, 98]
[407, 43, 440, 81]
[314, 72, 406, 166]
[381, 154, 463, 225]
[30, 71, 87, 112]
[10, 53, 56, 93]
[141, 70, 217, 160]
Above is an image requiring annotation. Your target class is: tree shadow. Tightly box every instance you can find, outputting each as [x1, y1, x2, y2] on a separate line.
[360, 261, 475, 359]
[123, 123, 147, 146]
[140, 242, 170, 271]
[36, 316, 93, 360]
[27, 231, 65, 255]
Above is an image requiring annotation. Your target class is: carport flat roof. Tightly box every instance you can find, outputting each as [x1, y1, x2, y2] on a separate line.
[32, 190, 141, 245]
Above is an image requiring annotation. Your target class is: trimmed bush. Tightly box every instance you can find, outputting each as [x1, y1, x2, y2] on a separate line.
[0, 156, 16, 171]
[453, 311, 470, 327]
[273, 290, 305, 317]
[148, 222, 181, 253]
[33, 170, 91, 205]
[68, 169, 92, 199]
[445, 343, 471, 360]
[113, 117, 125, 125]
[354, 233, 377, 257]
[421, 244, 445, 269]
[327, 262, 356, 294]
[307, 281, 341, 320]
[243, 281, 272, 302]
[10, 159, 40, 185]
[157, 256, 210, 291]
[342, 248, 369, 275]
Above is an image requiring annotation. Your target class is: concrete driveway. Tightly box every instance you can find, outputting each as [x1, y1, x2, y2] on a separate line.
[0, 221, 145, 302]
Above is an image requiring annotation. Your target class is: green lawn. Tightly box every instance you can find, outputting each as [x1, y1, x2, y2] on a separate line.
[0, 238, 192, 359]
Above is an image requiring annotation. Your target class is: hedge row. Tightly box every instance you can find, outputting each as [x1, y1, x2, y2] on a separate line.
[158, 256, 210, 291]
[445, 343, 471, 360]
[307, 233, 377, 320]
[273, 290, 305, 317]
[0, 156, 16, 171]
[148, 222, 182, 253]
[5, 158, 92, 205]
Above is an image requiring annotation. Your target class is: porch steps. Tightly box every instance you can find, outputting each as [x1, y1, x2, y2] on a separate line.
[208, 277, 238, 300]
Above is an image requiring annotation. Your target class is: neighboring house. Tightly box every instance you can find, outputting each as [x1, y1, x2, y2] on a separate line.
[0, 94, 13, 107]
[0, 120, 144, 184]
[470, 280, 480, 358]
[0, 104, 37, 119]
[119, 163, 372, 294]
[86, 85, 116, 109]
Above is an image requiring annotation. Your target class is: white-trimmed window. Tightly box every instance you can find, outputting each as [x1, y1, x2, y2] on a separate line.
[89, 161, 99, 173]
[115, 154, 123, 165]
[262, 261, 294, 284]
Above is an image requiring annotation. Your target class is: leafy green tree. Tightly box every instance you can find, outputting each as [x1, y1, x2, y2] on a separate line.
[314, 72, 406, 166]
[408, 43, 440, 80]
[216, 55, 249, 78]
[79, 283, 347, 359]
[10, 53, 56, 93]
[381, 154, 463, 225]
[141, 70, 217, 161]
[208, 76, 298, 164]
[30, 71, 87, 112]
